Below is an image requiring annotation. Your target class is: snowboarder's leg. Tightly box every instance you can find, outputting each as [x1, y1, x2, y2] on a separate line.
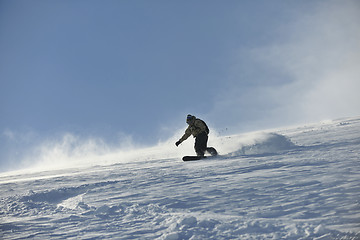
[206, 147, 218, 156]
[195, 132, 208, 157]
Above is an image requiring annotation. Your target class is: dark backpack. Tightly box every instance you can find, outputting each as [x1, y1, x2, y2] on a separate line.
[198, 119, 210, 135]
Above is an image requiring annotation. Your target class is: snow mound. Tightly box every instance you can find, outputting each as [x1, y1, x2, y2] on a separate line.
[216, 132, 296, 157]
[235, 133, 296, 155]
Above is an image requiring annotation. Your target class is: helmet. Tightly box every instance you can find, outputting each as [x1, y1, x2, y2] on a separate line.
[186, 114, 195, 124]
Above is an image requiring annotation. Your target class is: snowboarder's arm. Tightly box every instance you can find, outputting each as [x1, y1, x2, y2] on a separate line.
[179, 127, 192, 143]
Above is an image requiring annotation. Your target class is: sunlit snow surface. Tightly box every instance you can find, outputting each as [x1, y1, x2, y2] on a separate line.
[1, 117, 360, 239]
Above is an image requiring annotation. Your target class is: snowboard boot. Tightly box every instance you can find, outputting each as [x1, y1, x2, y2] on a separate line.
[206, 147, 218, 156]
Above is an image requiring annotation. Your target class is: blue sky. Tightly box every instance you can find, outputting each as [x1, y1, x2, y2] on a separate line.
[1, 0, 359, 170]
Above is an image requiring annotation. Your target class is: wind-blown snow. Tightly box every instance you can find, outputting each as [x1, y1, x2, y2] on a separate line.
[1, 117, 360, 239]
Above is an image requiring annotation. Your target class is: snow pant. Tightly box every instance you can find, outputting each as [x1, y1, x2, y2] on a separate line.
[195, 132, 218, 157]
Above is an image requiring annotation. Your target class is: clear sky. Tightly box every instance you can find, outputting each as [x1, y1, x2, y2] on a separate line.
[1, 0, 359, 170]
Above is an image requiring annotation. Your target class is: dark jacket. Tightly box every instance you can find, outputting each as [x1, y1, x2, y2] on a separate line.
[178, 118, 208, 143]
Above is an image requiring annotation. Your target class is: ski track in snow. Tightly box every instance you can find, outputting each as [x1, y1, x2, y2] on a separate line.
[1, 117, 360, 239]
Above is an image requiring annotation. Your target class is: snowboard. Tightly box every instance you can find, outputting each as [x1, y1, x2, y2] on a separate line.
[183, 156, 205, 161]
[182, 155, 218, 161]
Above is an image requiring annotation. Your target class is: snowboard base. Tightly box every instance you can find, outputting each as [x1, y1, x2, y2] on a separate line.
[182, 156, 207, 161]
[182, 155, 219, 161]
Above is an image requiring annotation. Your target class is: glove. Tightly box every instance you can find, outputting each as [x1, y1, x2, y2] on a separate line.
[175, 141, 181, 147]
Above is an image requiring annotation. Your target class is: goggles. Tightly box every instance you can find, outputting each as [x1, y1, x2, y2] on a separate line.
[186, 115, 194, 123]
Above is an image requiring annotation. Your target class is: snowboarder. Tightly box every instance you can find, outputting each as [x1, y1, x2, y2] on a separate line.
[175, 114, 218, 157]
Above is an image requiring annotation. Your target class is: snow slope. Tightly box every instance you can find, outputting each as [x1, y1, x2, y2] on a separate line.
[1, 117, 360, 239]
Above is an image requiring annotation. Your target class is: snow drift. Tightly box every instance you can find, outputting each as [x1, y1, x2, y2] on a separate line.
[216, 132, 296, 156]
